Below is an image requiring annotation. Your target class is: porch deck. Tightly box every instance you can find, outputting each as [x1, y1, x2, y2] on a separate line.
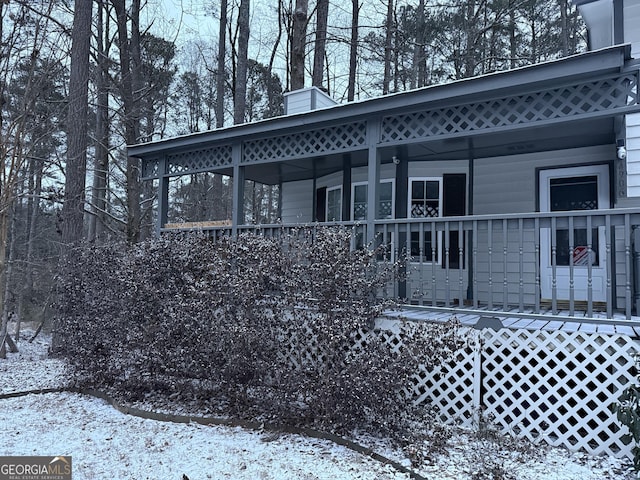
[384, 304, 640, 337]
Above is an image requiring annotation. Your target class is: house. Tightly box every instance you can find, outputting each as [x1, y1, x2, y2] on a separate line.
[129, 0, 640, 328]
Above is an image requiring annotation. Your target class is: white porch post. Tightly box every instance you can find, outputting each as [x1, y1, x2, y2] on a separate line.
[231, 142, 244, 238]
[366, 118, 381, 245]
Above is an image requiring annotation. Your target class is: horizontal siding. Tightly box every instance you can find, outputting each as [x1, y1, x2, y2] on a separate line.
[625, 3, 640, 58]
[351, 164, 396, 183]
[281, 180, 313, 223]
[627, 114, 640, 197]
[407, 160, 468, 177]
[474, 145, 613, 215]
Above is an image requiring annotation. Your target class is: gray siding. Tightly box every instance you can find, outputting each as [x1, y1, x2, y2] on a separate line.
[473, 145, 613, 215]
[626, 114, 640, 197]
[625, 2, 640, 58]
[281, 180, 314, 223]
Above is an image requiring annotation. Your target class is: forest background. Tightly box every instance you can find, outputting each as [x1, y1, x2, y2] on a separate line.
[0, 0, 587, 341]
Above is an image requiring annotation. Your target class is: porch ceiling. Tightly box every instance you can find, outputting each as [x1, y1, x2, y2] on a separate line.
[243, 116, 615, 185]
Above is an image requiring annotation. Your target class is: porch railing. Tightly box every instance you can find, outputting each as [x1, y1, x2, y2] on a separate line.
[162, 208, 640, 321]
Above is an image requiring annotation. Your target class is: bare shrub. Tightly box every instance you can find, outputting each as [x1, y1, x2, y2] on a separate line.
[53, 227, 462, 444]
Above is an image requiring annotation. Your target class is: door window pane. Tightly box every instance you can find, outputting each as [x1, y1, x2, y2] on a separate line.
[556, 229, 599, 266]
[549, 175, 599, 267]
[327, 187, 341, 221]
[550, 176, 597, 211]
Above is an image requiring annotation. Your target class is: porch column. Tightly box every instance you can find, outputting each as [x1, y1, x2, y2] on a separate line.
[366, 118, 381, 245]
[342, 155, 352, 222]
[231, 142, 244, 238]
[395, 147, 408, 300]
[157, 155, 169, 236]
[467, 139, 475, 303]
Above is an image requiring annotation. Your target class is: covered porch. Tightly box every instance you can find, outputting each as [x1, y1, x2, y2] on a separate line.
[130, 45, 640, 329]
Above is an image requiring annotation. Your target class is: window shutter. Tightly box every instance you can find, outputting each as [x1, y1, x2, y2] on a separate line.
[442, 174, 466, 268]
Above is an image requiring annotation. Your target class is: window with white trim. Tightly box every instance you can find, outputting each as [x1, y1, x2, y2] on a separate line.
[409, 178, 442, 262]
[351, 180, 395, 221]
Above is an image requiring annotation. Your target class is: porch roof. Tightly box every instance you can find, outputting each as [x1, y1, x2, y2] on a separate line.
[128, 44, 635, 161]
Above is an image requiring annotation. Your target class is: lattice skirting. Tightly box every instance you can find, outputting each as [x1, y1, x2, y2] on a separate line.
[386, 318, 640, 458]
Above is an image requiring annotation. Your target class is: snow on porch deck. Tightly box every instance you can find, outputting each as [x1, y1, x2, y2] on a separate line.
[382, 305, 640, 338]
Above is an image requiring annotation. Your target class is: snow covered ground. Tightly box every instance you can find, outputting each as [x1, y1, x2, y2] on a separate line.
[0, 329, 636, 480]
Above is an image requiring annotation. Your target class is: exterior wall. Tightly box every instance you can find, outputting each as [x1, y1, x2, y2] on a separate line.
[625, 1, 640, 58]
[283, 87, 337, 115]
[626, 113, 640, 197]
[474, 145, 617, 307]
[350, 163, 396, 184]
[281, 180, 314, 223]
[473, 145, 613, 214]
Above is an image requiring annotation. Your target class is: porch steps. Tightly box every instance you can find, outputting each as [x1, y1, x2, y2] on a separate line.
[383, 306, 640, 338]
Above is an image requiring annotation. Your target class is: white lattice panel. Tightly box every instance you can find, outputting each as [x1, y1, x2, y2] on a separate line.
[280, 314, 640, 458]
[478, 328, 639, 457]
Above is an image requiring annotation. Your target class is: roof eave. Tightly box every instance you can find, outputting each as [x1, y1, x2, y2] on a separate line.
[128, 44, 631, 159]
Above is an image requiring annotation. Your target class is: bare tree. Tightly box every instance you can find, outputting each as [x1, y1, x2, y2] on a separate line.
[61, 0, 93, 244]
[234, 0, 250, 124]
[312, 0, 329, 89]
[290, 0, 308, 90]
[217, 0, 228, 128]
[347, 0, 360, 101]
[88, 0, 111, 242]
[382, 0, 394, 95]
[0, 1, 65, 352]
[112, 0, 143, 243]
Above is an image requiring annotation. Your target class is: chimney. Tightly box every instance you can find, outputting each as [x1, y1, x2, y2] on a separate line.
[574, 0, 639, 58]
[284, 86, 338, 115]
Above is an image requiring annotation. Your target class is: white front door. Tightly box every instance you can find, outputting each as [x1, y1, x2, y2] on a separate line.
[539, 165, 610, 302]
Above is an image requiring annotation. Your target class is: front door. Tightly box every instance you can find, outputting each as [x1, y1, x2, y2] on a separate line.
[539, 165, 610, 303]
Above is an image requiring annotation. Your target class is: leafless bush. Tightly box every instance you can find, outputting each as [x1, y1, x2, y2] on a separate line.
[53, 227, 462, 443]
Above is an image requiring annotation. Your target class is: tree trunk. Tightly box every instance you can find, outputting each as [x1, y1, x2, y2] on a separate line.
[558, 0, 569, 56]
[382, 0, 393, 95]
[17, 156, 43, 340]
[347, 0, 360, 101]
[234, 0, 250, 125]
[1, 192, 18, 342]
[61, 0, 93, 244]
[411, 0, 426, 88]
[290, 0, 308, 90]
[312, 0, 329, 88]
[89, 0, 110, 242]
[509, 0, 517, 69]
[216, 0, 228, 128]
[112, 0, 142, 243]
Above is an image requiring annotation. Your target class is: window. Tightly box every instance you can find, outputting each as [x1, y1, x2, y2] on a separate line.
[351, 180, 395, 221]
[409, 178, 442, 263]
[550, 175, 600, 266]
[410, 179, 441, 218]
[410, 229, 437, 262]
[326, 186, 342, 221]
